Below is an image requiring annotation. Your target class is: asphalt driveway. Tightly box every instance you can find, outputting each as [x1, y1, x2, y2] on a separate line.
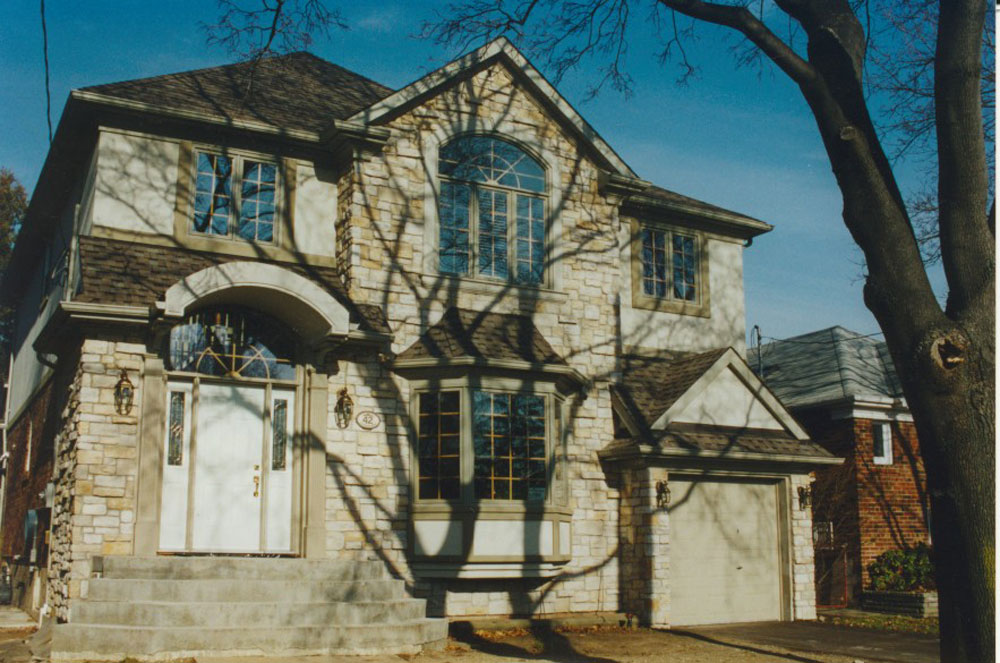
[680, 620, 940, 663]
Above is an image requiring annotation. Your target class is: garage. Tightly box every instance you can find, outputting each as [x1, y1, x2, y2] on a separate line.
[668, 476, 787, 626]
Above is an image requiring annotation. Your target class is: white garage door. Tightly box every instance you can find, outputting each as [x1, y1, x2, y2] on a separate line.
[668, 477, 784, 626]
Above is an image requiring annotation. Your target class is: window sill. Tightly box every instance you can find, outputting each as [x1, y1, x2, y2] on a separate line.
[420, 273, 567, 303]
[411, 560, 569, 578]
[412, 502, 572, 517]
[631, 293, 711, 318]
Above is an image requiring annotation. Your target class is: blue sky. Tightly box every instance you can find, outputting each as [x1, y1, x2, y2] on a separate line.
[0, 1, 944, 344]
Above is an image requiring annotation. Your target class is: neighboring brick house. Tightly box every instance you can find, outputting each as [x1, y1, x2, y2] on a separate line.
[749, 327, 930, 607]
[2, 39, 838, 659]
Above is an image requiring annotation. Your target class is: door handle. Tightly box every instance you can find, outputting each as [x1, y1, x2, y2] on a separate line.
[253, 475, 260, 497]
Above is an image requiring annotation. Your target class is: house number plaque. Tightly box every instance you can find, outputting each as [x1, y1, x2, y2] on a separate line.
[356, 411, 381, 430]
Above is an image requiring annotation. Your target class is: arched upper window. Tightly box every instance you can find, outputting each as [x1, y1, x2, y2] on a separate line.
[438, 136, 547, 285]
[168, 309, 295, 380]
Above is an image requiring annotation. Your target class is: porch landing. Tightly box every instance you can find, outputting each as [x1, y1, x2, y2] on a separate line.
[50, 556, 447, 661]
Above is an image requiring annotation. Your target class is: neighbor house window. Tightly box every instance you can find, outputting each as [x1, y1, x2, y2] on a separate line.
[193, 151, 277, 242]
[416, 388, 551, 503]
[872, 422, 893, 465]
[438, 136, 547, 285]
[631, 222, 709, 316]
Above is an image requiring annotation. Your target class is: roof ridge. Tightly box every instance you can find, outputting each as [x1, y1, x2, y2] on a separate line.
[82, 51, 391, 96]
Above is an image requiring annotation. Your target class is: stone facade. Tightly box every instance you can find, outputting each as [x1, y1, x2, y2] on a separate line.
[49, 340, 146, 620]
[5, 46, 828, 629]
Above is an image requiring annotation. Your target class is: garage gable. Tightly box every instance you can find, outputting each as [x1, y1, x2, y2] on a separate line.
[652, 348, 807, 439]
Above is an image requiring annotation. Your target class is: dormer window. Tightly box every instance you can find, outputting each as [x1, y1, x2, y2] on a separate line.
[192, 151, 278, 243]
[631, 221, 710, 317]
[437, 136, 547, 285]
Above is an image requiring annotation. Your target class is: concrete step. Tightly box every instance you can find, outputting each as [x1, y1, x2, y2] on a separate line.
[71, 598, 428, 627]
[51, 619, 449, 661]
[86, 577, 406, 603]
[95, 556, 388, 581]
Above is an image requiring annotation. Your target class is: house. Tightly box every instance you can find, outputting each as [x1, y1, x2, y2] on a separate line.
[1, 38, 838, 659]
[748, 326, 930, 607]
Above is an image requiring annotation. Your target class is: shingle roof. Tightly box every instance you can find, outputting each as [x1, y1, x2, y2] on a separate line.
[76, 236, 390, 333]
[612, 348, 727, 431]
[395, 308, 567, 365]
[82, 52, 394, 134]
[652, 427, 833, 458]
[747, 326, 903, 409]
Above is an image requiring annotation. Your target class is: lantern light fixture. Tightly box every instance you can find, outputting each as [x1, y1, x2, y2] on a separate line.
[655, 480, 671, 509]
[335, 387, 354, 429]
[798, 485, 812, 511]
[114, 369, 135, 415]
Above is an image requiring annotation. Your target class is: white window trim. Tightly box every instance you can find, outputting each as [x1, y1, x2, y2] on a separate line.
[873, 421, 893, 465]
[189, 147, 283, 245]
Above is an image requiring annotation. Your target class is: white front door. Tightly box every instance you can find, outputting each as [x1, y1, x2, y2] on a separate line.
[192, 383, 265, 551]
[158, 381, 296, 553]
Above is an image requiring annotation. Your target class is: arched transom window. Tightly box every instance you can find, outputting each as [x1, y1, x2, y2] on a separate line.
[438, 136, 547, 285]
[168, 309, 295, 380]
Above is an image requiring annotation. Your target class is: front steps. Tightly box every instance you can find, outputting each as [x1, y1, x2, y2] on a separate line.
[51, 556, 447, 661]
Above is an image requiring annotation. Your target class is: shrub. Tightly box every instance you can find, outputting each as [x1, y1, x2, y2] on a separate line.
[868, 545, 936, 592]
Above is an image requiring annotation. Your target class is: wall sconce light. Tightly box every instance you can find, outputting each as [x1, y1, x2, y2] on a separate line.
[113, 369, 135, 415]
[334, 387, 354, 429]
[798, 485, 812, 511]
[655, 480, 671, 509]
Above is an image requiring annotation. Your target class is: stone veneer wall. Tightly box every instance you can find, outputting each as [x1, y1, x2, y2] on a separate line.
[326, 61, 625, 617]
[618, 466, 670, 626]
[48, 339, 144, 621]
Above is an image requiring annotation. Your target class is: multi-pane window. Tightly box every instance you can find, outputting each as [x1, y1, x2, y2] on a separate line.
[438, 136, 546, 285]
[193, 151, 277, 242]
[473, 392, 547, 501]
[168, 309, 295, 380]
[417, 392, 461, 499]
[640, 227, 699, 302]
[416, 389, 549, 503]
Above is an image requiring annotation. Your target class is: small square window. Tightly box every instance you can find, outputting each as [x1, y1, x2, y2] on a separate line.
[631, 222, 709, 316]
[873, 422, 893, 465]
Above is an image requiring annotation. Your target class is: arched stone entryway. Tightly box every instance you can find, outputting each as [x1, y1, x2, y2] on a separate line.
[134, 262, 350, 558]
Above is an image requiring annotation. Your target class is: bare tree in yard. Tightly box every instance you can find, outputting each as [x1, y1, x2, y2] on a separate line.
[203, 0, 347, 93]
[423, 2, 994, 662]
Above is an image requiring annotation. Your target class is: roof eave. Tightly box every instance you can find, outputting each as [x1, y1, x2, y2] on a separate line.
[598, 441, 843, 468]
[392, 356, 587, 392]
[71, 90, 324, 144]
[623, 193, 773, 239]
[346, 37, 637, 177]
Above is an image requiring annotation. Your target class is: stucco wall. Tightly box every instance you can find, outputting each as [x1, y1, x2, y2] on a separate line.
[620, 233, 747, 353]
[91, 130, 179, 237]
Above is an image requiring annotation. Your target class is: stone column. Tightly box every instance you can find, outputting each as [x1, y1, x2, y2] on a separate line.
[620, 465, 671, 627]
[790, 473, 818, 620]
[133, 357, 165, 555]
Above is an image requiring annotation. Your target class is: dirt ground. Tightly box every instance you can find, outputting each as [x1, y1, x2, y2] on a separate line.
[0, 624, 864, 663]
